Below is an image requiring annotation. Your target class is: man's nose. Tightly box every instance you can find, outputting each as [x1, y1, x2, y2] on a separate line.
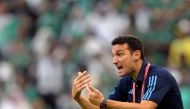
[113, 57, 119, 65]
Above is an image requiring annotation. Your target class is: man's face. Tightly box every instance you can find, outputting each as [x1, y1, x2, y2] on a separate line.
[112, 44, 136, 77]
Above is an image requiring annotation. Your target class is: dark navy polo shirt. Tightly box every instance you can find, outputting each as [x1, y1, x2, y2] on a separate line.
[108, 60, 183, 109]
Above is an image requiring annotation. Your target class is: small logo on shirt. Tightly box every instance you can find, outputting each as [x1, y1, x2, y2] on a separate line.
[128, 89, 133, 94]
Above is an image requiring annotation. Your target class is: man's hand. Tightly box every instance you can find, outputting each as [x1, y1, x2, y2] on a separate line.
[86, 85, 104, 106]
[72, 71, 91, 100]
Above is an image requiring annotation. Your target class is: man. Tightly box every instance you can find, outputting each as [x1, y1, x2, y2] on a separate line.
[72, 36, 183, 109]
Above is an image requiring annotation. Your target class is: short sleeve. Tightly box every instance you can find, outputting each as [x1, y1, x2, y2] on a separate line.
[142, 75, 171, 104]
[108, 78, 128, 102]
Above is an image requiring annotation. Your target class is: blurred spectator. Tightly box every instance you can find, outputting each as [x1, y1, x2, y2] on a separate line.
[0, 83, 32, 109]
[85, 1, 129, 48]
[168, 18, 190, 69]
[168, 17, 190, 109]
[35, 39, 64, 109]
[82, 37, 118, 95]
[127, 0, 151, 34]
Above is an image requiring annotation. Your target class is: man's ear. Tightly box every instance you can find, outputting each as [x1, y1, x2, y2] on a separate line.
[133, 50, 141, 61]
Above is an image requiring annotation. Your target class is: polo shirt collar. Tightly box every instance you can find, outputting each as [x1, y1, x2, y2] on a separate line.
[137, 59, 148, 82]
[130, 59, 149, 82]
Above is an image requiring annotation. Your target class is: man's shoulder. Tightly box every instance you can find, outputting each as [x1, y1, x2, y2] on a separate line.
[149, 64, 173, 79]
[149, 64, 180, 88]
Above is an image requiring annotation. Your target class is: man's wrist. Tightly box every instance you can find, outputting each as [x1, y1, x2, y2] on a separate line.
[100, 99, 107, 109]
[74, 94, 82, 101]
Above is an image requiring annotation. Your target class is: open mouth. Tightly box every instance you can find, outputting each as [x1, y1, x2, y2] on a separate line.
[117, 66, 123, 70]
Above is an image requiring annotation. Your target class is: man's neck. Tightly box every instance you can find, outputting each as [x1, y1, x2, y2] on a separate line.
[131, 60, 143, 81]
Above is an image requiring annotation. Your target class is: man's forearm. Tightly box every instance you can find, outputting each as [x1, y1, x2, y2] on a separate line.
[75, 96, 99, 109]
[106, 99, 157, 109]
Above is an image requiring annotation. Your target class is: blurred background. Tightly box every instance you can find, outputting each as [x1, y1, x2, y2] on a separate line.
[0, 0, 190, 109]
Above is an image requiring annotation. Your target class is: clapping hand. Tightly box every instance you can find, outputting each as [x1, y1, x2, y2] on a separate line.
[85, 84, 105, 106]
[72, 71, 91, 100]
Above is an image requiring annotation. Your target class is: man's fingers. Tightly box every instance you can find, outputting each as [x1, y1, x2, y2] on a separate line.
[77, 74, 91, 85]
[78, 71, 87, 76]
[75, 77, 92, 89]
[85, 84, 92, 93]
[88, 85, 97, 92]
[74, 71, 90, 84]
[76, 84, 86, 92]
[75, 80, 91, 93]
[85, 84, 91, 98]
[73, 71, 92, 93]
[82, 71, 87, 73]
[75, 71, 88, 81]
[88, 85, 102, 96]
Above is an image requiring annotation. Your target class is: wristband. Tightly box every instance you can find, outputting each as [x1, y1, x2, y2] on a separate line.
[100, 99, 107, 109]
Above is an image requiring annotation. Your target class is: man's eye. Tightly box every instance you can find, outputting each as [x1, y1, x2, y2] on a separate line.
[117, 53, 123, 56]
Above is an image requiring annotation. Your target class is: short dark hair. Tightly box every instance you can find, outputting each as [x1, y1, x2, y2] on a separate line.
[111, 35, 144, 60]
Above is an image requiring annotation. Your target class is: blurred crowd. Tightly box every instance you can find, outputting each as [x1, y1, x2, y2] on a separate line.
[0, 0, 190, 109]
